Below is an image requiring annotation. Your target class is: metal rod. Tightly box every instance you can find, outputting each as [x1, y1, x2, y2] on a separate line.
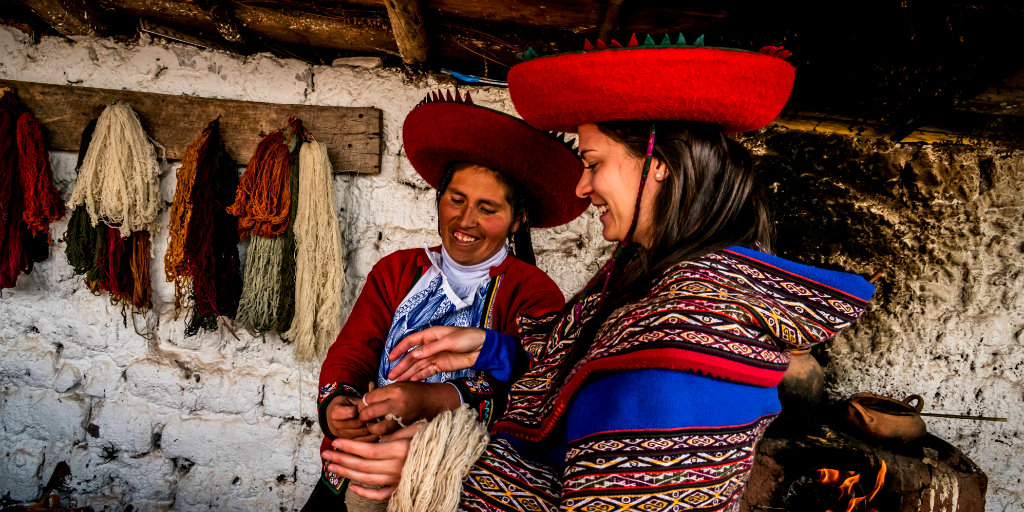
[918, 412, 1007, 422]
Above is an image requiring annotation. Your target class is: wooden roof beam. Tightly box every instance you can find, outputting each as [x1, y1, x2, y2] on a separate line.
[384, 0, 431, 70]
[193, 0, 249, 52]
[22, 0, 113, 37]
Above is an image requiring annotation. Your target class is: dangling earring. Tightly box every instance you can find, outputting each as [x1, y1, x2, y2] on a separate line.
[507, 234, 516, 255]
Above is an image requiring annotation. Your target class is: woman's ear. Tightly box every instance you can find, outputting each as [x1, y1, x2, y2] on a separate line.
[510, 217, 522, 236]
[651, 157, 669, 182]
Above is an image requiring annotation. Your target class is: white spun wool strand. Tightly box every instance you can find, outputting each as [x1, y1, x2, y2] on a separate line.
[68, 102, 161, 238]
[387, 405, 490, 512]
[283, 141, 345, 362]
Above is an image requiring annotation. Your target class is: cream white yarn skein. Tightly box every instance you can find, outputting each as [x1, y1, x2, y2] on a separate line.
[283, 140, 345, 361]
[68, 102, 161, 238]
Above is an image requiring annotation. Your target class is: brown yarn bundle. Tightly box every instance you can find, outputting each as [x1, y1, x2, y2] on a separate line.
[166, 118, 243, 335]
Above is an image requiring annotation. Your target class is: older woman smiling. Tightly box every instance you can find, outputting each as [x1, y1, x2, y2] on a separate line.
[301, 91, 588, 510]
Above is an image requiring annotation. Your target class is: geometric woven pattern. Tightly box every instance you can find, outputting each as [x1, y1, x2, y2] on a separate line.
[561, 416, 775, 512]
[460, 437, 562, 512]
[494, 248, 869, 441]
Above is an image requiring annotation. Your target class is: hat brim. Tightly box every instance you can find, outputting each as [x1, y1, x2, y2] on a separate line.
[403, 101, 589, 229]
[507, 47, 795, 133]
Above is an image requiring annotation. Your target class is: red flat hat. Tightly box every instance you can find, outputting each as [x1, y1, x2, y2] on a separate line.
[507, 35, 796, 133]
[403, 91, 589, 228]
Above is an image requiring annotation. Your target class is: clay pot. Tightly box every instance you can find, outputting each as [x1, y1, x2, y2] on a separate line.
[778, 348, 825, 409]
[843, 392, 927, 442]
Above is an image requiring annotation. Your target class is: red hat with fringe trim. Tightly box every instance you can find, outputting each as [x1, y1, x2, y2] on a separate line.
[507, 34, 796, 133]
[403, 90, 589, 228]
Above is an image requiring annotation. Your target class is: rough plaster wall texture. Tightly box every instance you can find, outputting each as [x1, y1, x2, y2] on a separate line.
[2, 26, 1022, 512]
[0, 26, 610, 510]
[741, 128, 1024, 512]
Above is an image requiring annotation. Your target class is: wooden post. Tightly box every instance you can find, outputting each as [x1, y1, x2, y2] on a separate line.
[383, 0, 431, 70]
[597, 0, 626, 43]
[22, 0, 112, 37]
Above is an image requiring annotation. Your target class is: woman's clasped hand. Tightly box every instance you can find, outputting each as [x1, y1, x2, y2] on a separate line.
[321, 422, 422, 501]
[385, 325, 488, 382]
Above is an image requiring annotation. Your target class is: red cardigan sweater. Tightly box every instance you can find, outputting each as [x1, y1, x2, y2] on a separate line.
[316, 247, 564, 461]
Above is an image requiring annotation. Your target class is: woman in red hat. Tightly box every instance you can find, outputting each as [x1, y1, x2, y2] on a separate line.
[322, 38, 875, 511]
[304, 91, 588, 509]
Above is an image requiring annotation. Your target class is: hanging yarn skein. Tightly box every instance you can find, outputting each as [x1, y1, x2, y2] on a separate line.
[17, 112, 66, 242]
[64, 119, 105, 277]
[68, 102, 161, 237]
[232, 120, 307, 333]
[166, 118, 243, 336]
[0, 89, 27, 288]
[283, 140, 345, 361]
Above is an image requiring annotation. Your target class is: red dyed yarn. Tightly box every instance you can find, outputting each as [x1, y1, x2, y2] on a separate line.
[0, 92, 28, 288]
[17, 112, 65, 241]
[98, 225, 132, 297]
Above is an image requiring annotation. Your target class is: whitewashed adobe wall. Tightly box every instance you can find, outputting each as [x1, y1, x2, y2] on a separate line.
[0, 26, 612, 511]
[0, 25, 1022, 512]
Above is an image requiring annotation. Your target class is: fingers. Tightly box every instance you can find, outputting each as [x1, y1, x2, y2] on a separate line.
[368, 419, 401, 437]
[321, 449, 402, 477]
[334, 426, 372, 440]
[359, 400, 395, 423]
[391, 357, 439, 382]
[349, 484, 396, 501]
[331, 437, 409, 460]
[329, 404, 359, 422]
[354, 433, 380, 443]
[389, 326, 457, 361]
[382, 422, 422, 442]
[325, 463, 398, 487]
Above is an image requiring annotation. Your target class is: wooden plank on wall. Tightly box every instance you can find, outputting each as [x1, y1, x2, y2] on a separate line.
[0, 79, 383, 174]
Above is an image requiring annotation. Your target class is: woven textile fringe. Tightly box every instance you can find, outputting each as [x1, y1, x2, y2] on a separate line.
[68, 102, 161, 238]
[235, 235, 284, 331]
[283, 141, 345, 361]
[17, 112, 65, 242]
[386, 405, 489, 512]
[226, 130, 292, 239]
[0, 90, 27, 288]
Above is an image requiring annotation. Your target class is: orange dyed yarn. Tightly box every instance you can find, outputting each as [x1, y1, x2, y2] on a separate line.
[16, 112, 65, 242]
[226, 130, 292, 239]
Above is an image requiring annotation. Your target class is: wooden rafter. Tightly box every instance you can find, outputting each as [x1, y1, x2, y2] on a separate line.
[383, 0, 431, 69]
[22, 0, 112, 37]
[193, 0, 249, 51]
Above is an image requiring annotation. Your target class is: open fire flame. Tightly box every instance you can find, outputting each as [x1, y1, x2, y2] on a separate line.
[816, 460, 887, 512]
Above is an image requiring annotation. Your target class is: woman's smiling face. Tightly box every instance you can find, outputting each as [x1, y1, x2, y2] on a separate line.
[438, 164, 519, 265]
[575, 123, 663, 245]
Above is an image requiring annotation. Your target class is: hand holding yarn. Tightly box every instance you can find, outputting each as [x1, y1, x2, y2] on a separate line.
[357, 382, 461, 437]
[326, 395, 376, 441]
[323, 422, 422, 501]
[387, 326, 487, 382]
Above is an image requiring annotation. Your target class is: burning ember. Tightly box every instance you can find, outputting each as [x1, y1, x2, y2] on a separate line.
[786, 461, 887, 512]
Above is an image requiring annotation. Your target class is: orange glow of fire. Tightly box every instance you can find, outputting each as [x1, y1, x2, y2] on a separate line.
[817, 460, 887, 512]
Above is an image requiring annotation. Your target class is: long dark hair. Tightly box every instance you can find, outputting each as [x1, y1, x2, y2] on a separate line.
[435, 162, 536, 265]
[546, 120, 774, 400]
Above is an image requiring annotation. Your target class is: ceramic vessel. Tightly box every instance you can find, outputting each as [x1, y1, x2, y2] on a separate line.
[778, 348, 825, 409]
[843, 392, 927, 442]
